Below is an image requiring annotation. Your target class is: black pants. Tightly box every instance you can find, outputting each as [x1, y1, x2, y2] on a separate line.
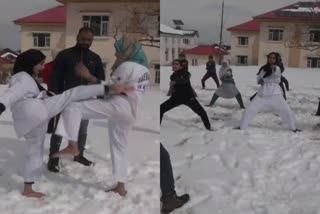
[160, 143, 175, 196]
[160, 97, 211, 129]
[49, 115, 89, 157]
[201, 72, 220, 89]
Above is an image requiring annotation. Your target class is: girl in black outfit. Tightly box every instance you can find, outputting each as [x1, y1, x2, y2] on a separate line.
[161, 59, 211, 130]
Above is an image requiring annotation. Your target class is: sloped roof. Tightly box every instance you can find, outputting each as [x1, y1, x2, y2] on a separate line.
[14, 5, 66, 24]
[183, 45, 228, 56]
[227, 20, 260, 32]
[160, 24, 198, 37]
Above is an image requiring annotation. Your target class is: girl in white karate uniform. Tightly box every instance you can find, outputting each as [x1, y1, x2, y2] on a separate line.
[239, 52, 299, 132]
[53, 36, 150, 196]
[0, 49, 131, 198]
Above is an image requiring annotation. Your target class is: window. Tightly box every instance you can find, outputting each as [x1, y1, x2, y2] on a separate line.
[172, 38, 175, 44]
[83, 15, 109, 36]
[307, 57, 320, 68]
[237, 55, 248, 65]
[33, 33, 50, 47]
[268, 29, 283, 41]
[155, 64, 160, 84]
[310, 30, 320, 42]
[238, 37, 248, 46]
[165, 37, 168, 45]
[165, 48, 169, 61]
[183, 38, 189, 44]
[191, 59, 198, 66]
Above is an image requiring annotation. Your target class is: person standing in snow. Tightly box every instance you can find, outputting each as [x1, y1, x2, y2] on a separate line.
[160, 59, 211, 130]
[238, 52, 299, 132]
[0, 49, 131, 198]
[52, 36, 150, 197]
[47, 27, 105, 172]
[206, 60, 244, 108]
[201, 55, 220, 89]
[249, 52, 288, 101]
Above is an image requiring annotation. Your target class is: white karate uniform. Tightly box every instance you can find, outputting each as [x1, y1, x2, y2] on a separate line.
[240, 66, 296, 130]
[55, 61, 150, 182]
[0, 72, 105, 182]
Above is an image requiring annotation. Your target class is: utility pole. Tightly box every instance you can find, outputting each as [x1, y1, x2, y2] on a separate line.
[219, 0, 224, 64]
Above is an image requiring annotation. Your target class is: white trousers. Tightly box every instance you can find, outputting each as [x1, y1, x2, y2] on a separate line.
[240, 94, 296, 130]
[55, 96, 135, 183]
[23, 85, 104, 182]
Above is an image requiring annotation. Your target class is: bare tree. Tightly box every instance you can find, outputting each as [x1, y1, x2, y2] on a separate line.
[284, 0, 320, 51]
[112, 4, 160, 48]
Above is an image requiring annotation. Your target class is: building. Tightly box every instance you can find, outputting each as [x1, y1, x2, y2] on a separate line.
[0, 48, 19, 63]
[183, 44, 228, 66]
[160, 20, 199, 65]
[227, 1, 320, 68]
[13, 0, 160, 84]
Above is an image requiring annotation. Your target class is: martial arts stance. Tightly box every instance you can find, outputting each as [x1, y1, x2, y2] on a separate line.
[250, 52, 288, 101]
[201, 55, 220, 89]
[206, 60, 244, 108]
[160, 59, 211, 130]
[53, 36, 150, 196]
[0, 49, 131, 198]
[239, 52, 299, 132]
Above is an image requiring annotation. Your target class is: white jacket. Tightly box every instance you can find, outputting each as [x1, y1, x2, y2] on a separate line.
[110, 61, 150, 119]
[257, 66, 283, 97]
[0, 72, 50, 138]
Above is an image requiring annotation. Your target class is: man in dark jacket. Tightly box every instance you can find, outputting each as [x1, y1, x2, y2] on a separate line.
[201, 55, 220, 89]
[178, 53, 188, 71]
[47, 27, 105, 172]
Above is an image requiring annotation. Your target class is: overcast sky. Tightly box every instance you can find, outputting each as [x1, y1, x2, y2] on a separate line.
[0, 0, 301, 50]
[0, 0, 60, 50]
[161, 0, 297, 45]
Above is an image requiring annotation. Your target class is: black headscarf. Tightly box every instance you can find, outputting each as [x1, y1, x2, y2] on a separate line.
[13, 49, 51, 94]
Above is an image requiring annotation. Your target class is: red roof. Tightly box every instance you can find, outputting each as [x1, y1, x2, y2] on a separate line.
[227, 20, 260, 32]
[0, 57, 11, 64]
[183, 45, 228, 56]
[228, 2, 320, 32]
[14, 6, 66, 24]
[254, 2, 300, 20]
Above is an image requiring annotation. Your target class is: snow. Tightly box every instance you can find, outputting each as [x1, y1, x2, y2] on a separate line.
[161, 65, 320, 214]
[282, 7, 320, 13]
[0, 86, 160, 214]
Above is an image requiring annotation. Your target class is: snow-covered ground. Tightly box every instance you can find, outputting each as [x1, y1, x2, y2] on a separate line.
[0, 86, 160, 214]
[161, 65, 320, 214]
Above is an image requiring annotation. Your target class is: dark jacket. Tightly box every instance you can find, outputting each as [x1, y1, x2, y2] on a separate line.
[170, 69, 195, 100]
[206, 60, 216, 74]
[48, 46, 105, 94]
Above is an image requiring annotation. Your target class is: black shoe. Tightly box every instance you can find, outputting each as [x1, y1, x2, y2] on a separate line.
[293, 129, 302, 133]
[0, 103, 5, 116]
[74, 154, 93, 166]
[161, 192, 190, 214]
[47, 158, 60, 173]
[233, 126, 241, 130]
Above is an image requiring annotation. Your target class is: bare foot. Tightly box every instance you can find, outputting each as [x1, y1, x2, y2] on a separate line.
[51, 143, 80, 158]
[106, 183, 127, 197]
[22, 190, 46, 198]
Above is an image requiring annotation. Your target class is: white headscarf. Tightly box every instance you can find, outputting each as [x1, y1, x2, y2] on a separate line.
[219, 60, 232, 80]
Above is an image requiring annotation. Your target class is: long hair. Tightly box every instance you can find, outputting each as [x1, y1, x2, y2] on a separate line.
[257, 52, 279, 78]
[13, 49, 46, 75]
